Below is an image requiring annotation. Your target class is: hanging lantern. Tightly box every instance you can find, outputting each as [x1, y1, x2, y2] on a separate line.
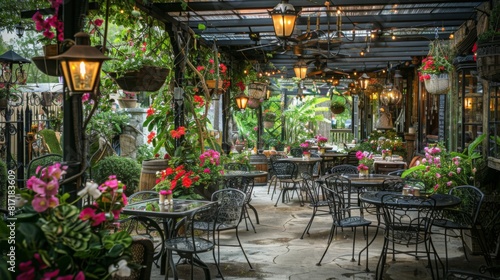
[293, 59, 308, 79]
[235, 92, 249, 110]
[359, 73, 370, 90]
[269, 0, 299, 39]
[379, 84, 402, 106]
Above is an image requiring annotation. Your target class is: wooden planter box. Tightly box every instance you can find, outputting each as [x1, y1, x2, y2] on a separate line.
[109, 66, 169, 92]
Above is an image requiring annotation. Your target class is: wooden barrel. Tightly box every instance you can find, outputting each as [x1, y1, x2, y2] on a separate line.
[249, 154, 268, 185]
[139, 159, 170, 191]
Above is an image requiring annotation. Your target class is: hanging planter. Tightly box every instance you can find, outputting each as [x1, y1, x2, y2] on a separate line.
[248, 82, 268, 100]
[330, 94, 347, 114]
[477, 38, 500, 82]
[32, 56, 60, 77]
[43, 44, 58, 57]
[424, 73, 450, 94]
[206, 79, 223, 89]
[108, 66, 169, 92]
[246, 98, 261, 109]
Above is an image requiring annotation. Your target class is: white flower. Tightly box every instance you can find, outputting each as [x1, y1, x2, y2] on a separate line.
[77, 181, 102, 199]
[14, 194, 27, 208]
[109, 259, 131, 277]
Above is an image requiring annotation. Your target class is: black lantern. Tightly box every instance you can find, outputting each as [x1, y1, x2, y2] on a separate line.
[15, 22, 25, 38]
[52, 32, 110, 93]
[269, 0, 299, 39]
[235, 92, 249, 110]
[293, 59, 308, 79]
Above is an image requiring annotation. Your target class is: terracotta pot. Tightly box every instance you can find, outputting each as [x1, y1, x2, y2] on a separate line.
[43, 44, 58, 56]
[206, 80, 223, 89]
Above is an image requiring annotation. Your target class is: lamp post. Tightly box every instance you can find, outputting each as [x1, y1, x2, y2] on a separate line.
[52, 31, 109, 201]
[269, 0, 299, 39]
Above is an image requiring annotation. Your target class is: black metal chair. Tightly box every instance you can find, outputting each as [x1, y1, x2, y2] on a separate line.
[432, 185, 491, 275]
[317, 183, 372, 268]
[290, 147, 303, 158]
[267, 154, 288, 195]
[300, 172, 330, 239]
[210, 189, 253, 275]
[164, 202, 219, 280]
[270, 161, 304, 207]
[327, 164, 359, 175]
[223, 176, 258, 233]
[377, 194, 438, 280]
[26, 153, 63, 179]
[113, 235, 155, 280]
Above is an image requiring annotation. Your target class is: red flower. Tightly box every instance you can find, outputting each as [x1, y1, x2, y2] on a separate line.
[236, 81, 246, 91]
[147, 131, 156, 143]
[170, 126, 186, 139]
[146, 106, 155, 117]
[193, 95, 205, 107]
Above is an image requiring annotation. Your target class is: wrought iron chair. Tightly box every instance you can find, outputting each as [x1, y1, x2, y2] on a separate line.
[327, 164, 359, 175]
[26, 153, 63, 179]
[267, 154, 288, 195]
[223, 176, 258, 233]
[317, 183, 372, 268]
[124, 191, 169, 270]
[270, 161, 304, 207]
[377, 194, 438, 280]
[210, 189, 253, 275]
[432, 185, 491, 275]
[300, 172, 330, 239]
[113, 235, 155, 280]
[164, 202, 219, 280]
[290, 147, 303, 158]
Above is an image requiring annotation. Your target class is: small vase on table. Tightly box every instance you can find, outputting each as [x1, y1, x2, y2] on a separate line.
[359, 168, 369, 177]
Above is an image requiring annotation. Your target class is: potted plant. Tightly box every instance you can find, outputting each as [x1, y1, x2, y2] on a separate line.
[476, 0, 500, 82]
[330, 96, 346, 114]
[418, 40, 455, 94]
[117, 90, 138, 108]
[93, 155, 142, 196]
[263, 110, 276, 129]
[104, 30, 171, 92]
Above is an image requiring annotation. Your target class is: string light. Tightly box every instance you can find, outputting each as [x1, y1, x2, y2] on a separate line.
[391, 31, 396, 40]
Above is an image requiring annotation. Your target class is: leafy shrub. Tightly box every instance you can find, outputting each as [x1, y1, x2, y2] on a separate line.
[93, 156, 141, 196]
[0, 160, 7, 208]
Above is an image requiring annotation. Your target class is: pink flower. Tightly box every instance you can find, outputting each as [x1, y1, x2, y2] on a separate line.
[79, 207, 96, 221]
[456, 168, 461, 174]
[159, 190, 169, 195]
[447, 181, 453, 186]
[82, 93, 90, 102]
[91, 212, 106, 226]
[32, 195, 50, 212]
[43, 269, 60, 279]
[203, 168, 211, 173]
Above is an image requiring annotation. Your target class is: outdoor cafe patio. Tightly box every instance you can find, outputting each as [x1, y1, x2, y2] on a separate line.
[145, 182, 497, 280]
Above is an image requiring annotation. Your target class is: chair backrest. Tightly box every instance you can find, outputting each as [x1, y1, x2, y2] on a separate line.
[211, 188, 246, 229]
[271, 160, 298, 179]
[128, 191, 159, 204]
[448, 185, 484, 226]
[184, 202, 219, 246]
[328, 164, 359, 175]
[223, 176, 254, 203]
[224, 163, 250, 171]
[113, 236, 155, 280]
[310, 153, 321, 176]
[321, 185, 350, 224]
[374, 162, 407, 174]
[290, 147, 303, 158]
[325, 174, 354, 209]
[381, 178, 405, 192]
[26, 153, 63, 179]
[301, 172, 321, 205]
[380, 194, 436, 246]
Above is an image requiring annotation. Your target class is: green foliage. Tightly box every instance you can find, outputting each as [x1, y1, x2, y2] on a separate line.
[38, 129, 62, 155]
[283, 96, 330, 145]
[135, 144, 155, 164]
[478, 0, 500, 42]
[93, 156, 141, 196]
[0, 160, 6, 209]
[87, 111, 130, 143]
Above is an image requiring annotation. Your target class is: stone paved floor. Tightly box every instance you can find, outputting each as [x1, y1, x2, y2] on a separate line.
[148, 184, 497, 280]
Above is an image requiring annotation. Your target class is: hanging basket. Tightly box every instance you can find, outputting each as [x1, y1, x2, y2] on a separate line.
[108, 66, 169, 92]
[424, 73, 450, 94]
[246, 98, 261, 109]
[32, 56, 60, 77]
[43, 44, 58, 57]
[206, 79, 223, 89]
[477, 38, 500, 82]
[248, 82, 268, 100]
[330, 106, 345, 114]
